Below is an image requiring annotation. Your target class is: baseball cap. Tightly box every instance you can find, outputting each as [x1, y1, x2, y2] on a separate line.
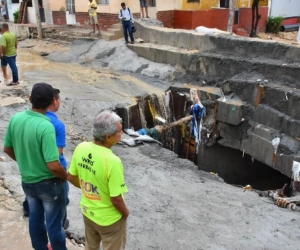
[31, 83, 54, 109]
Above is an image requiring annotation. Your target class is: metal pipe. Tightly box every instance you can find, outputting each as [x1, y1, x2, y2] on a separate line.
[280, 24, 300, 32]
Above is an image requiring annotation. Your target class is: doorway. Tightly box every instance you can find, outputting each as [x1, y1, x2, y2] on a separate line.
[66, 0, 76, 25]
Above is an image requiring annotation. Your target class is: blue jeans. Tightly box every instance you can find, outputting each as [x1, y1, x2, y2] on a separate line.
[23, 180, 69, 226]
[3, 55, 19, 83]
[122, 20, 134, 43]
[22, 178, 67, 250]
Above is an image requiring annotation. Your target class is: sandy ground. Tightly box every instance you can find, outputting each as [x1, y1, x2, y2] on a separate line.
[1, 38, 300, 250]
[258, 31, 299, 46]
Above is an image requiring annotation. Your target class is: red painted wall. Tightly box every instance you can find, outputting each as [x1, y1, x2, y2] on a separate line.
[237, 7, 268, 34]
[283, 18, 298, 25]
[191, 9, 230, 30]
[174, 7, 268, 35]
[173, 10, 193, 29]
[157, 10, 174, 28]
[52, 11, 67, 25]
[52, 12, 140, 30]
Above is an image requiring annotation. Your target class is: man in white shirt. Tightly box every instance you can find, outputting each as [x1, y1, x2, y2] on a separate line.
[119, 2, 134, 44]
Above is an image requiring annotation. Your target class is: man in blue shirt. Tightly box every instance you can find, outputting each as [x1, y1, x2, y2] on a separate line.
[23, 88, 70, 229]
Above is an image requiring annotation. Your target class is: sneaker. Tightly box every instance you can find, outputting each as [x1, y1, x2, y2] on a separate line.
[131, 41, 134, 44]
[63, 219, 69, 230]
[23, 209, 29, 217]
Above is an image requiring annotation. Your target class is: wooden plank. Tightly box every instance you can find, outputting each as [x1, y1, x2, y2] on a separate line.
[255, 85, 264, 107]
[17, 2, 24, 24]
[21, 1, 28, 24]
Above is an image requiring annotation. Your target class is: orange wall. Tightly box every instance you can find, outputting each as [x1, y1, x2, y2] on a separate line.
[181, 0, 268, 11]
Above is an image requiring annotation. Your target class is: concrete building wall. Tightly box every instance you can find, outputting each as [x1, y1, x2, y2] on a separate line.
[48, 1, 66, 11]
[8, 3, 19, 23]
[74, 0, 140, 14]
[181, 0, 268, 11]
[269, 0, 300, 17]
[27, 7, 36, 24]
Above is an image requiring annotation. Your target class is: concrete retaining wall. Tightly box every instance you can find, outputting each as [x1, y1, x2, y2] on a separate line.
[134, 21, 300, 63]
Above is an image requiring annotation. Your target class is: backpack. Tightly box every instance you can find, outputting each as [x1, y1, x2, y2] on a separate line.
[120, 7, 131, 21]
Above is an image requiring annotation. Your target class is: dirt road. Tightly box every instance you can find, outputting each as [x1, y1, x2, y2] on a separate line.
[0, 39, 300, 250]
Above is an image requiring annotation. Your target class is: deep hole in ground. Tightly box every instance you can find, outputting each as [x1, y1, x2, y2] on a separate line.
[116, 88, 291, 192]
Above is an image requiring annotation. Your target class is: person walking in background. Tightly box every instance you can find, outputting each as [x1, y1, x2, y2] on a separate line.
[0, 1, 8, 21]
[68, 110, 129, 250]
[88, 0, 100, 35]
[1, 23, 19, 86]
[0, 26, 9, 80]
[140, 0, 149, 18]
[119, 2, 134, 45]
[4, 83, 68, 250]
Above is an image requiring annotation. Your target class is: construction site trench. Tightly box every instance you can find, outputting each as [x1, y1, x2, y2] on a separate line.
[1, 20, 300, 249]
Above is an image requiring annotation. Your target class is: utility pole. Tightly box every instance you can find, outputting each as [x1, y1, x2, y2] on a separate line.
[227, 0, 235, 33]
[33, 0, 43, 39]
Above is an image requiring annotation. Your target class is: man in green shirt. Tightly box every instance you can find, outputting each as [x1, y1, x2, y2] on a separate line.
[4, 83, 68, 250]
[1, 23, 19, 85]
[68, 110, 129, 250]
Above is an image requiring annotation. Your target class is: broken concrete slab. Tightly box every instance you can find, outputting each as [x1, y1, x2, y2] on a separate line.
[217, 122, 250, 150]
[170, 83, 222, 101]
[216, 98, 245, 125]
[0, 97, 26, 107]
[253, 105, 284, 131]
[241, 124, 280, 167]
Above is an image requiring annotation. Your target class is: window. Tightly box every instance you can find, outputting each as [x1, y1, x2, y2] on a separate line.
[148, 0, 156, 7]
[11, 0, 20, 3]
[27, 0, 33, 7]
[98, 0, 109, 4]
[187, 0, 200, 3]
[220, 0, 229, 8]
[234, 9, 239, 24]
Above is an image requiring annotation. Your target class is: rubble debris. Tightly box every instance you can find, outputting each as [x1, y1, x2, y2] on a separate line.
[40, 51, 49, 56]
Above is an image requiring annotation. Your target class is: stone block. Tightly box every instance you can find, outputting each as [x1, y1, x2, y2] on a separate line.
[241, 124, 280, 168]
[275, 154, 294, 177]
[287, 93, 300, 120]
[281, 116, 300, 138]
[218, 138, 241, 150]
[253, 105, 284, 131]
[217, 122, 250, 150]
[216, 98, 245, 125]
[278, 135, 300, 155]
[241, 132, 274, 167]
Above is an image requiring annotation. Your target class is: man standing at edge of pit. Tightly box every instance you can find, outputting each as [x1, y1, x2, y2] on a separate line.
[1, 23, 19, 86]
[119, 2, 134, 44]
[4, 83, 68, 250]
[88, 0, 100, 35]
[68, 110, 129, 250]
[22, 88, 70, 229]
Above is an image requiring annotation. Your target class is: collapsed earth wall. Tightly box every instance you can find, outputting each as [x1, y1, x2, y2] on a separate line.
[127, 20, 300, 179]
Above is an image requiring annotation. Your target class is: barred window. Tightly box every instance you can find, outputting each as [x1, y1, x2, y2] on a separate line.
[187, 0, 200, 3]
[148, 0, 156, 7]
[98, 0, 109, 4]
[220, 0, 229, 8]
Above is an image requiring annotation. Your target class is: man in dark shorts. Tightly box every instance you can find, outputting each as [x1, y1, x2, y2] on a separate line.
[140, 0, 149, 18]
